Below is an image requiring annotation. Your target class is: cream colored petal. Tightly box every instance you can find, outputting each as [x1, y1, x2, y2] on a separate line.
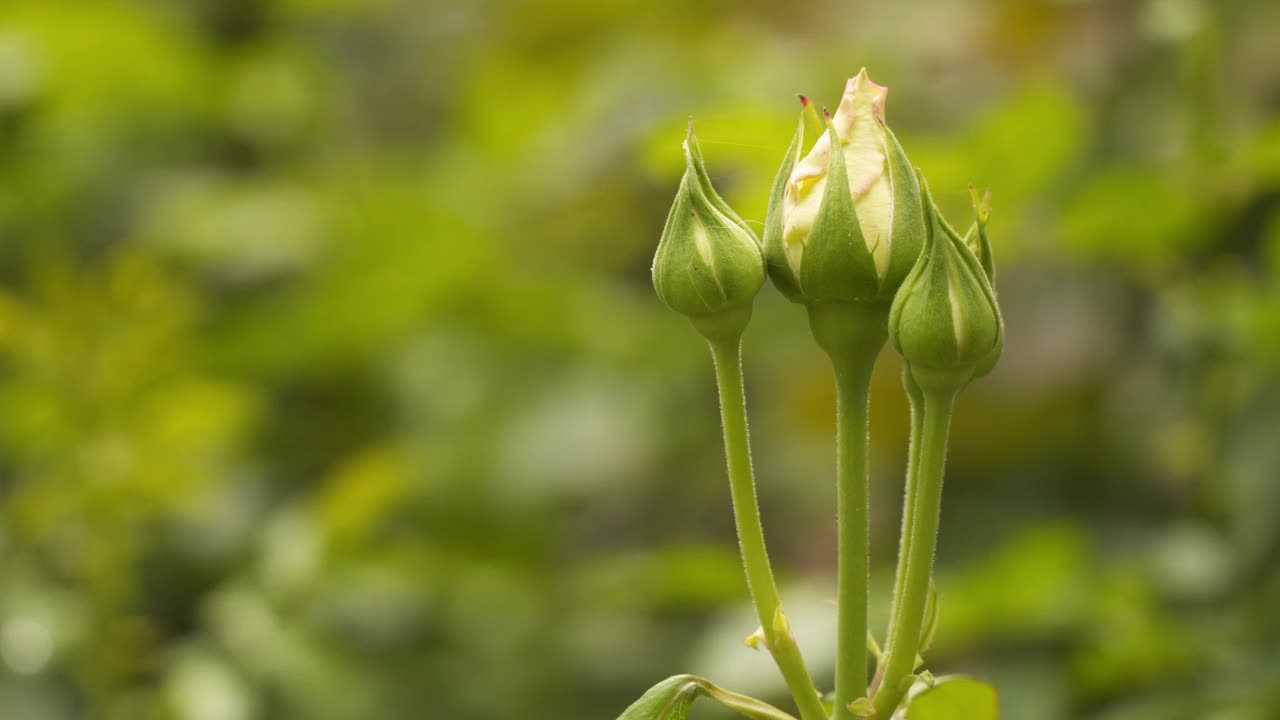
[781, 69, 894, 281]
[832, 69, 892, 279]
[783, 174, 827, 275]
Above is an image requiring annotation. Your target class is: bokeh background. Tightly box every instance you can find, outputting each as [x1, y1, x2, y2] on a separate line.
[0, 0, 1278, 718]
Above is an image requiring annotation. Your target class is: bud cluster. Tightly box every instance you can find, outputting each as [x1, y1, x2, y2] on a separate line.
[651, 67, 1003, 388]
[642, 67, 1007, 720]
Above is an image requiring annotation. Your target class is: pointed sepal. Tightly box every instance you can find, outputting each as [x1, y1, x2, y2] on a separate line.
[764, 111, 807, 302]
[880, 126, 926, 299]
[967, 186, 994, 285]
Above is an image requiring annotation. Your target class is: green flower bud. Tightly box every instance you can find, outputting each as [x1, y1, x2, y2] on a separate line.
[652, 121, 765, 342]
[889, 174, 1002, 392]
[764, 69, 925, 305]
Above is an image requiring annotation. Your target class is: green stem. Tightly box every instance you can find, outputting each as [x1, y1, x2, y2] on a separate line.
[870, 388, 955, 717]
[710, 340, 828, 720]
[807, 302, 887, 720]
[873, 367, 924, 691]
[832, 357, 874, 718]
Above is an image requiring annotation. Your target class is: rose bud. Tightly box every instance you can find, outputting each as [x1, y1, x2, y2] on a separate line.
[763, 69, 925, 306]
[889, 174, 1002, 392]
[652, 121, 765, 342]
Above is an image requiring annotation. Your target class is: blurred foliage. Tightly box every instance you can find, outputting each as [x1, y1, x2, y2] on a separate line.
[0, 0, 1278, 718]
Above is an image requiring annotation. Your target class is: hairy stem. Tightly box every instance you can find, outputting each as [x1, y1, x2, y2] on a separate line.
[831, 355, 876, 718]
[871, 388, 955, 717]
[806, 301, 888, 720]
[873, 367, 924, 691]
[710, 340, 828, 720]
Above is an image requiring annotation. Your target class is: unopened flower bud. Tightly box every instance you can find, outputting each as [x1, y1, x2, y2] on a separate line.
[764, 69, 925, 306]
[652, 121, 765, 341]
[889, 175, 1002, 392]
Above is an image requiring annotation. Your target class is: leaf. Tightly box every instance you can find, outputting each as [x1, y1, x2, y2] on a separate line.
[617, 675, 798, 720]
[618, 676, 699, 720]
[901, 676, 999, 720]
[848, 697, 876, 717]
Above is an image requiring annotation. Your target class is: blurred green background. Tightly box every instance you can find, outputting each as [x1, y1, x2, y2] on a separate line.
[0, 0, 1278, 718]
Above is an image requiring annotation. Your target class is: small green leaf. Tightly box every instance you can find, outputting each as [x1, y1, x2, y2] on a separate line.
[617, 675, 798, 720]
[618, 676, 700, 720]
[902, 676, 998, 720]
[771, 604, 791, 637]
[848, 697, 876, 717]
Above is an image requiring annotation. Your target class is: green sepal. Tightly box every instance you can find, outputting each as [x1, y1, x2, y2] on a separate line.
[887, 176, 952, 368]
[848, 697, 876, 717]
[763, 113, 806, 303]
[933, 190, 1002, 380]
[798, 125, 879, 303]
[880, 125, 926, 299]
[963, 186, 1001, 378]
[929, 193, 997, 375]
[652, 175, 727, 314]
[967, 186, 994, 285]
[960, 221, 978, 254]
[690, 182, 764, 307]
[616, 675, 798, 720]
[686, 121, 756, 239]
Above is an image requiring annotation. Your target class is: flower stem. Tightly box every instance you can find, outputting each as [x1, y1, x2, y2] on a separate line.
[873, 367, 923, 692]
[870, 388, 955, 717]
[806, 301, 888, 720]
[832, 356, 875, 719]
[709, 339, 828, 720]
